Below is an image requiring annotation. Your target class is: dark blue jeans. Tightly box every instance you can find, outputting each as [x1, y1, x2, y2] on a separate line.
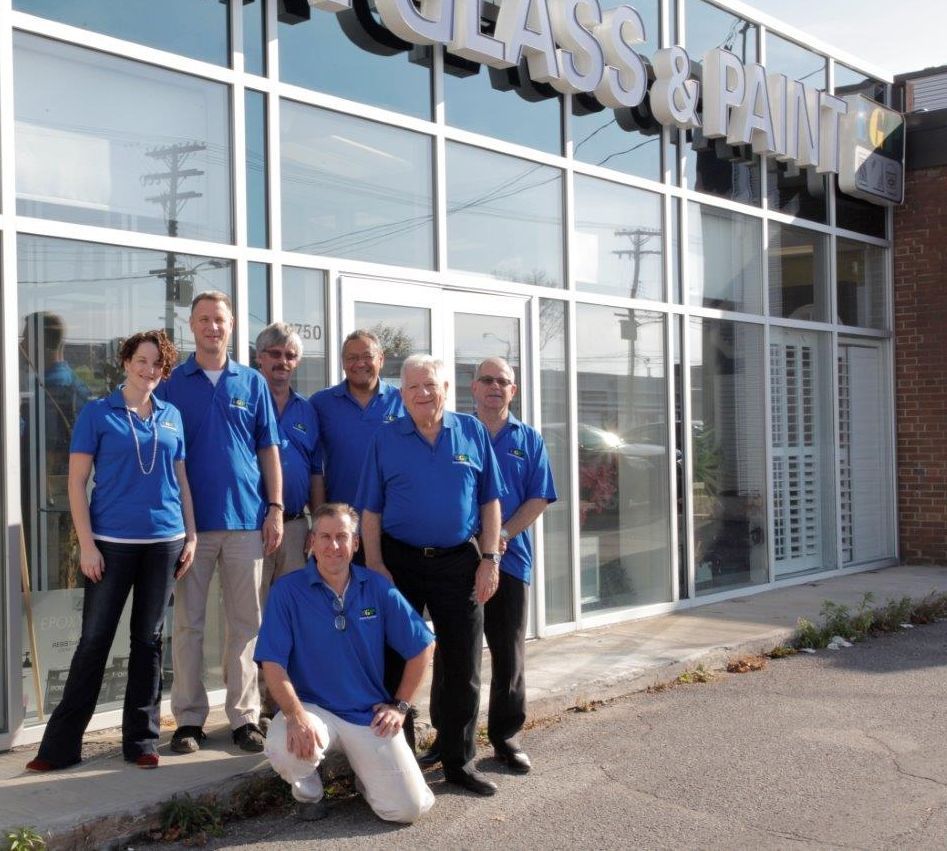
[37, 539, 181, 766]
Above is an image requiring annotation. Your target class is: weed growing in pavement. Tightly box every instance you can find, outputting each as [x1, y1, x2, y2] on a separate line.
[227, 773, 293, 820]
[675, 665, 715, 685]
[3, 826, 46, 851]
[155, 794, 224, 845]
[726, 655, 768, 674]
[766, 645, 797, 659]
[790, 591, 947, 650]
[573, 697, 603, 713]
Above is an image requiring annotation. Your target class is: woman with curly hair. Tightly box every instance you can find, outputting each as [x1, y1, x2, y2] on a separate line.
[27, 329, 197, 771]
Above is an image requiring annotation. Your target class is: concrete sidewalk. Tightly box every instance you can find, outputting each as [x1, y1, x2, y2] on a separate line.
[3, 564, 946, 849]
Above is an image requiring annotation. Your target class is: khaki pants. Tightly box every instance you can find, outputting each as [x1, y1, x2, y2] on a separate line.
[171, 530, 263, 730]
[265, 705, 434, 824]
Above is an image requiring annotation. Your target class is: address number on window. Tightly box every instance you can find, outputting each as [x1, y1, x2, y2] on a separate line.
[292, 323, 322, 341]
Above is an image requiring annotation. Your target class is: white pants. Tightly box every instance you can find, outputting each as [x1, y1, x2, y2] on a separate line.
[265, 704, 434, 824]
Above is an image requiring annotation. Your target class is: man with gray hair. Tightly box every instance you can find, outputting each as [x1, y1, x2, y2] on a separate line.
[255, 322, 321, 593]
[356, 354, 506, 796]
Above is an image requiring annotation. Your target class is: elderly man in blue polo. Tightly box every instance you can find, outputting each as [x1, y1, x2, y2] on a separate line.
[157, 290, 283, 756]
[356, 353, 506, 797]
[257, 503, 435, 824]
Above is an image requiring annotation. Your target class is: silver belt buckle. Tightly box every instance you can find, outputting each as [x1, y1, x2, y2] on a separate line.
[422, 547, 436, 558]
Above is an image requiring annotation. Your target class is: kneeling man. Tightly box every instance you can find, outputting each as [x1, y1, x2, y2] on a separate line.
[255, 503, 435, 823]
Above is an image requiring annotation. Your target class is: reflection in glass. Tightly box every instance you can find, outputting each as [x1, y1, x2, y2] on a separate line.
[280, 101, 434, 268]
[243, 0, 266, 76]
[246, 91, 269, 249]
[835, 64, 886, 104]
[539, 300, 574, 625]
[765, 33, 825, 89]
[685, 133, 761, 206]
[447, 143, 563, 287]
[768, 224, 829, 321]
[689, 318, 768, 595]
[17, 235, 233, 724]
[577, 305, 670, 612]
[837, 238, 886, 329]
[14, 0, 230, 66]
[15, 34, 232, 243]
[571, 0, 661, 180]
[248, 263, 270, 366]
[672, 317, 688, 599]
[454, 314, 521, 417]
[687, 203, 762, 313]
[353, 302, 431, 386]
[278, 5, 431, 118]
[445, 62, 561, 154]
[685, 0, 757, 64]
[574, 175, 664, 300]
[282, 268, 328, 397]
[769, 329, 835, 577]
[836, 185, 886, 239]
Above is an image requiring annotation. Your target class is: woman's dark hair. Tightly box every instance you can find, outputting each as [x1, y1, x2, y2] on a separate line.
[118, 330, 178, 380]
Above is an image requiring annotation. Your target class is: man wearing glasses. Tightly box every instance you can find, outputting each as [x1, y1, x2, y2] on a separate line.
[356, 354, 506, 796]
[255, 323, 321, 589]
[309, 330, 404, 563]
[257, 503, 435, 824]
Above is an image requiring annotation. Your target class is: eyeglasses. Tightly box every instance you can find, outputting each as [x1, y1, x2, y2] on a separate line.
[262, 348, 299, 362]
[343, 352, 378, 364]
[332, 596, 346, 631]
[476, 375, 512, 388]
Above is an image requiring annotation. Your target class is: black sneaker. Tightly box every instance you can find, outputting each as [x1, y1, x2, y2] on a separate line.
[170, 725, 206, 754]
[295, 799, 329, 821]
[233, 722, 265, 753]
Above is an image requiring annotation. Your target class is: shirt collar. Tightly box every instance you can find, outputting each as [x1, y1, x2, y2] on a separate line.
[334, 378, 393, 403]
[107, 385, 167, 411]
[307, 558, 371, 588]
[398, 410, 458, 435]
[182, 352, 238, 376]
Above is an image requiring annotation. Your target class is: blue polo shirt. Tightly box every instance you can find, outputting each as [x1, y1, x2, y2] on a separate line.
[355, 411, 506, 549]
[309, 379, 404, 506]
[155, 354, 279, 532]
[489, 415, 558, 584]
[275, 391, 319, 516]
[70, 388, 186, 541]
[255, 560, 434, 726]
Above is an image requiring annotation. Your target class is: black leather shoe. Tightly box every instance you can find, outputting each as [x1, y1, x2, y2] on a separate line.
[417, 741, 442, 768]
[494, 742, 531, 774]
[444, 766, 498, 796]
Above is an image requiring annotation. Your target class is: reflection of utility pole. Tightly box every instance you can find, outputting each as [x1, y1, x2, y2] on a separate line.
[612, 226, 662, 300]
[142, 142, 206, 342]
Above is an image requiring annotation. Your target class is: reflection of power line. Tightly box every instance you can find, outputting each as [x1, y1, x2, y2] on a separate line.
[612, 227, 662, 299]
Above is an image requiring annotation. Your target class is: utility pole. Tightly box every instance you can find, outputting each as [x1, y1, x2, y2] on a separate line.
[142, 142, 206, 343]
[613, 226, 662, 302]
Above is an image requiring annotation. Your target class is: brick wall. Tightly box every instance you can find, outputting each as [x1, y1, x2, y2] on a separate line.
[894, 164, 947, 563]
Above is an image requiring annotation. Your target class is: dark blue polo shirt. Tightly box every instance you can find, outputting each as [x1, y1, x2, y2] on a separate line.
[309, 379, 404, 506]
[254, 560, 434, 726]
[355, 411, 506, 549]
[155, 354, 279, 532]
[70, 388, 186, 540]
[490, 414, 558, 584]
[276, 390, 319, 516]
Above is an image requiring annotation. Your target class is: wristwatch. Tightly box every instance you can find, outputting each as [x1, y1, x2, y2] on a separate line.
[481, 552, 501, 566]
[390, 699, 411, 714]
[499, 528, 510, 541]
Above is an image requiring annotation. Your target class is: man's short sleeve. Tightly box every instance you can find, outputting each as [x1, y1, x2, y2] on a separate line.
[69, 401, 99, 455]
[254, 581, 295, 668]
[478, 432, 507, 506]
[526, 433, 558, 503]
[254, 378, 280, 450]
[354, 431, 385, 513]
[382, 584, 434, 662]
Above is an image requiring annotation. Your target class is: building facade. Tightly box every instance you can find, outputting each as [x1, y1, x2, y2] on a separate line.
[1, 0, 899, 749]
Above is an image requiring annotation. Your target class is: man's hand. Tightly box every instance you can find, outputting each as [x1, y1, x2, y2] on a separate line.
[262, 507, 284, 556]
[286, 710, 326, 760]
[370, 702, 405, 738]
[475, 557, 499, 604]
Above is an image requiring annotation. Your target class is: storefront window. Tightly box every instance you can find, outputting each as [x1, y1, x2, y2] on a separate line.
[685, 0, 757, 64]
[280, 100, 434, 269]
[17, 235, 233, 725]
[687, 203, 762, 313]
[446, 142, 563, 286]
[246, 90, 269, 249]
[571, 0, 661, 180]
[282, 268, 328, 397]
[14, 33, 232, 243]
[689, 318, 768, 595]
[768, 223, 830, 321]
[577, 305, 671, 613]
[278, 4, 432, 119]
[835, 63, 886, 104]
[248, 262, 270, 362]
[837, 238, 886, 330]
[574, 175, 664, 300]
[765, 34, 827, 223]
[445, 60, 561, 155]
[14, 0, 230, 66]
[539, 299, 573, 625]
[243, 0, 267, 76]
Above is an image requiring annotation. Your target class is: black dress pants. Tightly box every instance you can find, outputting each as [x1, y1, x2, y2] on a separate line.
[382, 535, 483, 770]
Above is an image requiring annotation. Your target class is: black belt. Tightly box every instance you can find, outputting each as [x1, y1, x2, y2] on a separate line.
[383, 533, 472, 559]
[283, 511, 306, 522]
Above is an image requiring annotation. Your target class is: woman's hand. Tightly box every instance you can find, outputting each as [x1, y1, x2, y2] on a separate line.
[79, 544, 106, 583]
[175, 536, 197, 579]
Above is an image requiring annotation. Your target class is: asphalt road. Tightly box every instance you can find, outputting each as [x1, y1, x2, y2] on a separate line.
[140, 620, 947, 850]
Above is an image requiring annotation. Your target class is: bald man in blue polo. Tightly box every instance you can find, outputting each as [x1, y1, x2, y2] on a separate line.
[356, 354, 506, 797]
